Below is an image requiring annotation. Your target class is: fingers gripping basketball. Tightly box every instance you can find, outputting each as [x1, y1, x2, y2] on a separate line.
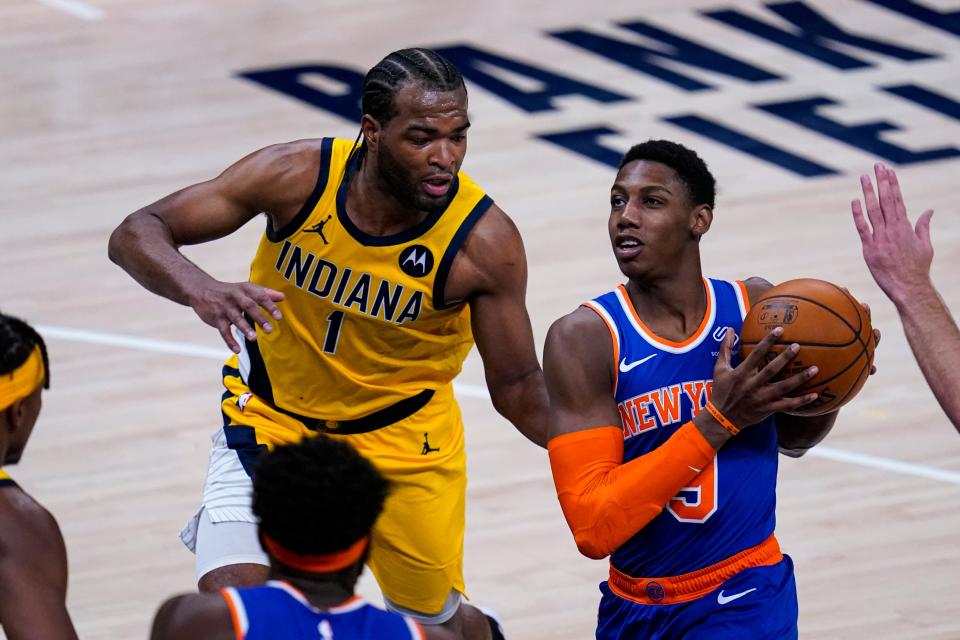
[740, 279, 876, 416]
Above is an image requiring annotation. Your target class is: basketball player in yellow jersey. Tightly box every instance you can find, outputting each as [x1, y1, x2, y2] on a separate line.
[109, 48, 543, 640]
[0, 313, 78, 640]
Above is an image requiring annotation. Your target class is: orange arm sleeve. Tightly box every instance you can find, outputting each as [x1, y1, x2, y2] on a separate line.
[547, 422, 716, 560]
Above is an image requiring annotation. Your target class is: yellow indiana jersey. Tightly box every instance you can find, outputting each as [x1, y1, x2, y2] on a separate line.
[242, 138, 493, 421]
[0, 467, 15, 487]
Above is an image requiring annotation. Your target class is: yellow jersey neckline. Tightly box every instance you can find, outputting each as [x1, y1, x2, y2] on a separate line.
[0, 466, 16, 487]
[335, 146, 462, 247]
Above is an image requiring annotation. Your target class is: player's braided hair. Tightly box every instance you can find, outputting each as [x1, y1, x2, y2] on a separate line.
[362, 48, 465, 125]
[252, 435, 388, 556]
[0, 312, 50, 388]
[619, 140, 716, 209]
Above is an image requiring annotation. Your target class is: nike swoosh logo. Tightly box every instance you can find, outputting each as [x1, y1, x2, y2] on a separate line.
[717, 588, 757, 605]
[619, 353, 658, 373]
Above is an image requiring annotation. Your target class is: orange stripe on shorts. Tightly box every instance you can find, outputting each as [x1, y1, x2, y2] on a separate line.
[608, 534, 782, 605]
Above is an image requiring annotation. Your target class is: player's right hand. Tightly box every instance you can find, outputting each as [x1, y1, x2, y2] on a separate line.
[851, 163, 935, 307]
[709, 327, 819, 429]
[189, 281, 284, 353]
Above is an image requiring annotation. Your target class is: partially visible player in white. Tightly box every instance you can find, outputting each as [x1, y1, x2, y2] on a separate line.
[852, 163, 960, 431]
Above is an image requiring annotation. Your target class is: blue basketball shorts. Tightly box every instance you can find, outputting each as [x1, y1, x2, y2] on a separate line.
[596, 555, 798, 640]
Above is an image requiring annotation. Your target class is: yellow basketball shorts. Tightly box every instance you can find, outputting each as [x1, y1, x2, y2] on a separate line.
[219, 356, 467, 615]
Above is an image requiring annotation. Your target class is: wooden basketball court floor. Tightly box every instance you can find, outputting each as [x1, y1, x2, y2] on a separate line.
[2, 0, 959, 638]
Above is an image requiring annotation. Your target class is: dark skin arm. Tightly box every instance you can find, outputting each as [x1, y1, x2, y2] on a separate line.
[0, 491, 77, 640]
[544, 305, 819, 552]
[544, 308, 621, 439]
[108, 140, 323, 353]
[775, 412, 836, 458]
[150, 593, 235, 640]
[546, 306, 819, 443]
[742, 277, 880, 457]
[444, 204, 548, 447]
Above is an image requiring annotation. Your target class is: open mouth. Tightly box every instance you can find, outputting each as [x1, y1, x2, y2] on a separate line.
[614, 235, 643, 258]
[421, 175, 453, 197]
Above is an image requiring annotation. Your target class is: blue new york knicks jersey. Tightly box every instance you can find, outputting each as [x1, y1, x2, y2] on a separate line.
[584, 278, 779, 578]
[222, 581, 424, 640]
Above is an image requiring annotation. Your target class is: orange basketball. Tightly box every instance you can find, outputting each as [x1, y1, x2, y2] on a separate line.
[739, 278, 876, 416]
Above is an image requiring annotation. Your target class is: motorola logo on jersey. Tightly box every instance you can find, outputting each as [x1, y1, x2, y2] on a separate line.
[399, 245, 434, 278]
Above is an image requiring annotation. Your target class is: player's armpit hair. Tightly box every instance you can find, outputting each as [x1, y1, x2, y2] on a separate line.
[0, 312, 50, 388]
[547, 423, 715, 559]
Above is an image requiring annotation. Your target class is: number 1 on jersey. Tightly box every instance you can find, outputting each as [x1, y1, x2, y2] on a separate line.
[323, 310, 345, 354]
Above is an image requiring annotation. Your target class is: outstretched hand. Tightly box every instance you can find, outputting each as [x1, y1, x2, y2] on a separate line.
[852, 163, 935, 308]
[709, 327, 819, 430]
[190, 281, 284, 353]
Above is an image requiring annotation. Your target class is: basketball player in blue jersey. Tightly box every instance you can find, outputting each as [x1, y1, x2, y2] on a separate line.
[0, 313, 78, 640]
[110, 48, 533, 639]
[852, 163, 960, 432]
[544, 140, 877, 639]
[151, 435, 436, 640]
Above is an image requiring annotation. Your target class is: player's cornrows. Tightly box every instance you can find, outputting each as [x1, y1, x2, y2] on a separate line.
[362, 48, 465, 125]
[0, 312, 50, 388]
[619, 140, 717, 209]
[252, 435, 388, 556]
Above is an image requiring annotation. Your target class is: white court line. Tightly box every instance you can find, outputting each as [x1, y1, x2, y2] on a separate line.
[37, 324, 960, 484]
[35, 324, 491, 399]
[37, 325, 225, 359]
[804, 446, 960, 486]
[34, 0, 103, 21]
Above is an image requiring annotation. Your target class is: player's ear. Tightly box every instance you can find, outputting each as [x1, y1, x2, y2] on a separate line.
[360, 114, 382, 153]
[7, 396, 33, 435]
[691, 204, 713, 239]
[2, 398, 26, 439]
[1, 403, 15, 435]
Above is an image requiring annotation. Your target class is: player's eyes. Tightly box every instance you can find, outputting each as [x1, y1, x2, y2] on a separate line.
[611, 196, 626, 208]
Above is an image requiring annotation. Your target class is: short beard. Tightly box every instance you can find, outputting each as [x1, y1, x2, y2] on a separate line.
[376, 143, 451, 214]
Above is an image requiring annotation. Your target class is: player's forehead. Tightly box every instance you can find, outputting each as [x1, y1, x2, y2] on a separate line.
[391, 82, 468, 128]
[613, 160, 683, 194]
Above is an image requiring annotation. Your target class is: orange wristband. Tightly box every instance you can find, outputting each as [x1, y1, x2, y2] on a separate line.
[704, 401, 740, 436]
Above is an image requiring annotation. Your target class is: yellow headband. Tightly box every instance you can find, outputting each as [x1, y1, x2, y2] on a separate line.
[0, 345, 45, 412]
